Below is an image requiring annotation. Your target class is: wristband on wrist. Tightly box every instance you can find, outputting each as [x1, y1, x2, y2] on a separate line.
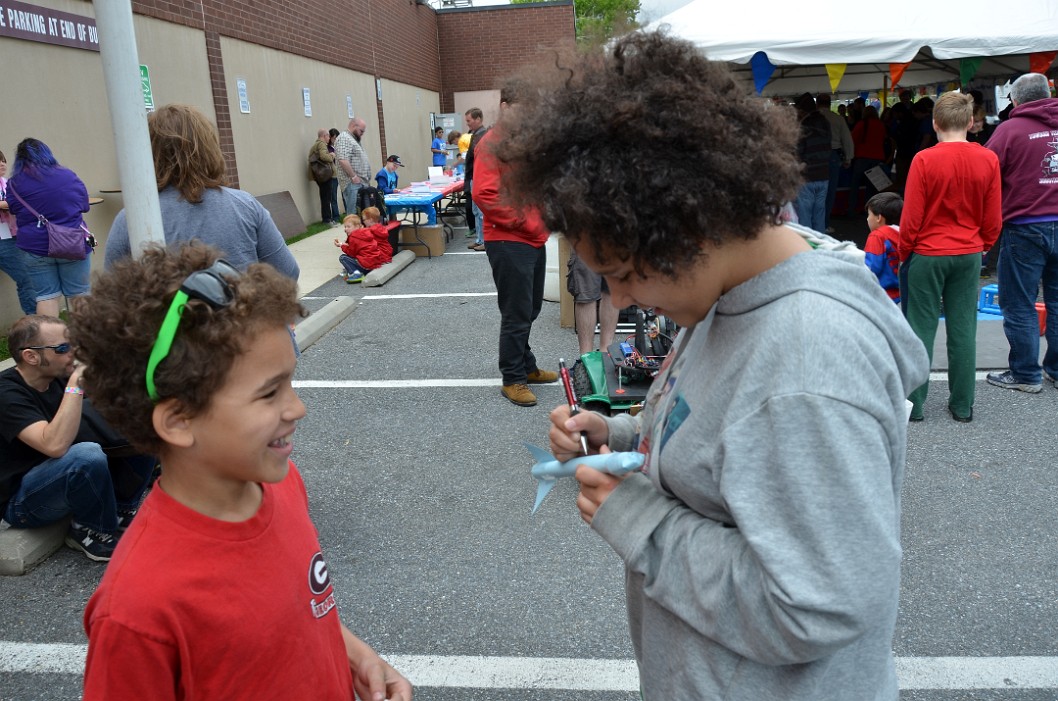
[64, 387, 84, 396]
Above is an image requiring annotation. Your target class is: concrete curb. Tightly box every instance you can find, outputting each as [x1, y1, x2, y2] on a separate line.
[362, 250, 415, 288]
[295, 295, 358, 352]
[0, 519, 69, 576]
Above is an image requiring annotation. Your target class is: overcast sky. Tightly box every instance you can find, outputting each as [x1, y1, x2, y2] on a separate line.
[468, 0, 695, 24]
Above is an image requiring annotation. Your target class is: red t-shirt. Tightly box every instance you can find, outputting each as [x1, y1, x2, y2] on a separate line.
[83, 464, 354, 700]
[899, 141, 1002, 261]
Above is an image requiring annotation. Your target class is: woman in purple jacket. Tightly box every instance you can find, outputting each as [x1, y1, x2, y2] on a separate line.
[6, 138, 91, 317]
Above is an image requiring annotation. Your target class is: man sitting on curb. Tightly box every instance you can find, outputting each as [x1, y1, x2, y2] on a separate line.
[0, 316, 156, 561]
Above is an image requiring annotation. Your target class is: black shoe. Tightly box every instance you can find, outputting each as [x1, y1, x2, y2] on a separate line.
[65, 522, 118, 562]
[116, 508, 138, 534]
[948, 406, 973, 423]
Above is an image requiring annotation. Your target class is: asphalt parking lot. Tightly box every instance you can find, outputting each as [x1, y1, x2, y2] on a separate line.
[1, 232, 1056, 700]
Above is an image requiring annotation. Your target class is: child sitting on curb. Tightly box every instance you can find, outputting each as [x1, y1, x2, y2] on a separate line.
[360, 206, 393, 263]
[71, 242, 412, 700]
[864, 192, 903, 304]
[333, 213, 387, 283]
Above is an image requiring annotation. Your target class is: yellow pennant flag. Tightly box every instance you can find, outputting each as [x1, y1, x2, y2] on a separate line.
[826, 64, 847, 93]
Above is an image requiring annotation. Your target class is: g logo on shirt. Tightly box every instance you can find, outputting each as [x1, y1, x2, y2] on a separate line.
[308, 552, 331, 595]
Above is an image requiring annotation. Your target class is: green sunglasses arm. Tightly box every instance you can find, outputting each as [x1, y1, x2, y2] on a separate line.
[145, 290, 190, 402]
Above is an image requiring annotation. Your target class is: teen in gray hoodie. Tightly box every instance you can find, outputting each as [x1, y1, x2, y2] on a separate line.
[498, 32, 931, 700]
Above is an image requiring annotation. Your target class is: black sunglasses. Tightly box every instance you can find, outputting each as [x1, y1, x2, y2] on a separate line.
[145, 259, 239, 402]
[24, 343, 72, 355]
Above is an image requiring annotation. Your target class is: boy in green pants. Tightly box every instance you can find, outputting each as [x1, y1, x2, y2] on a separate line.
[900, 91, 1002, 422]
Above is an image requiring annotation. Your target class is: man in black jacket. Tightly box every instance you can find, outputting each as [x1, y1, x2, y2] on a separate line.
[0, 316, 154, 561]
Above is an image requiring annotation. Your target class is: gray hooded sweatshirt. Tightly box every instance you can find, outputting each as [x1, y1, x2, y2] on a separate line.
[595, 246, 930, 700]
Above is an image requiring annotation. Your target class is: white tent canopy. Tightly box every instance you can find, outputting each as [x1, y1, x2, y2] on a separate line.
[643, 0, 1058, 96]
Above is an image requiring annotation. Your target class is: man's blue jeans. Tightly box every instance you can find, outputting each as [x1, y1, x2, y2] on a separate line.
[485, 240, 546, 385]
[3, 443, 155, 533]
[342, 182, 363, 216]
[794, 180, 828, 233]
[472, 200, 485, 245]
[997, 221, 1058, 383]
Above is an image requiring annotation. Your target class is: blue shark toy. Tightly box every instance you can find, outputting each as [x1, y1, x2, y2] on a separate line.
[526, 443, 645, 514]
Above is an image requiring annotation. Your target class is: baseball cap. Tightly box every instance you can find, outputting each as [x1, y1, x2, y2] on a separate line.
[386, 155, 404, 167]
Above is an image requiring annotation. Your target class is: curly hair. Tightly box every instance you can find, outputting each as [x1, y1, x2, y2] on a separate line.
[496, 30, 803, 277]
[149, 104, 227, 204]
[69, 242, 304, 454]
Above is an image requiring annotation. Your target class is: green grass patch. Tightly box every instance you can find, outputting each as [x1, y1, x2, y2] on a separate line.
[0, 336, 8, 362]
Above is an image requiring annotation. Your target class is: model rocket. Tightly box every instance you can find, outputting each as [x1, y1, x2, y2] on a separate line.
[526, 443, 644, 514]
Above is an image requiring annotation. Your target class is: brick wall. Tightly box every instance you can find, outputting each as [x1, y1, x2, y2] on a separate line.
[119, 0, 574, 173]
[436, 3, 576, 112]
[128, 0, 575, 109]
[130, 0, 444, 92]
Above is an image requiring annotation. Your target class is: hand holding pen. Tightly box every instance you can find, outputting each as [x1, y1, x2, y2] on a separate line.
[558, 359, 590, 456]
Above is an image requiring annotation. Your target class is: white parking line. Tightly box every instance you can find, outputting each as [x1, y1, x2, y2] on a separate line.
[361, 292, 497, 300]
[3, 643, 1058, 690]
[930, 371, 994, 382]
[294, 379, 506, 388]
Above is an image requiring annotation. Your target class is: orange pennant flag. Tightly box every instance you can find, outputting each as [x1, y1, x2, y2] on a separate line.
[826, 64, 847, 93]
[1030, 51, 1057, 74]
[890, 63, 910, 86]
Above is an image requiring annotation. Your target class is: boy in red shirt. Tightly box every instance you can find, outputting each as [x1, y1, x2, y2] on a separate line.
[863, 192, 903, 304]
[900, 91, 1002, 422]
[360, 206, 393, 263]
[71, 243, 411, 701]
[333, 212, 387, 283]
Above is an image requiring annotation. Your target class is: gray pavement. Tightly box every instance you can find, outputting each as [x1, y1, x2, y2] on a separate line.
[1, 229, 1057, 699]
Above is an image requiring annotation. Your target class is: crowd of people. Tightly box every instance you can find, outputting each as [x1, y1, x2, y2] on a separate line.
[0, 26, 1055, 701]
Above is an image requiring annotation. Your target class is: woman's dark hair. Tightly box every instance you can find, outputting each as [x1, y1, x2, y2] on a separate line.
[11, 138, 60, 179]
[329, 128, 341, 140]
[866, 191, 903, 225]
[496, 30, 802, 277]
[69, 242, 304, 454]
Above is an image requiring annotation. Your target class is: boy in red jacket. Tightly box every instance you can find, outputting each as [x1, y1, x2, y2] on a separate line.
[360, 206, 393, 263]
[863, 192, 902, 304]
[72, 242, 411, 701]
[333, 213, 386, 283]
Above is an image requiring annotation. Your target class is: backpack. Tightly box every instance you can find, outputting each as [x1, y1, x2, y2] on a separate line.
[357, 186, 389, 224]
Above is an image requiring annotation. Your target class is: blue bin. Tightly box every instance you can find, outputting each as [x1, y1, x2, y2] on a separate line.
[978, 284, 1001, 315]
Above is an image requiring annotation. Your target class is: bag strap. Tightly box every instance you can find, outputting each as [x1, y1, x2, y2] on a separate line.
[5, 183, 47, 223]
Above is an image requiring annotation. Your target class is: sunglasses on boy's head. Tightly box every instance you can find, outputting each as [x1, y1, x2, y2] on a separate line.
[145, 259, 239, 403]
[23, 343, 72, 354]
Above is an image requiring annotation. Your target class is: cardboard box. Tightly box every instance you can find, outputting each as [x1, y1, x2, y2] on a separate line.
[399, 224, 445, 258]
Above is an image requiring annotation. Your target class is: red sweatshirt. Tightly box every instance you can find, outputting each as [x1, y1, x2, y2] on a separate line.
[340, 227, 387, 270]
[364, 222, 392, 263]
[472, 129, 550, 247]
[899, 141, 1002, 261]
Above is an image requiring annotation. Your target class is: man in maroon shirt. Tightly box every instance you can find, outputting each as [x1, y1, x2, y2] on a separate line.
[984, 72, 1058, 394]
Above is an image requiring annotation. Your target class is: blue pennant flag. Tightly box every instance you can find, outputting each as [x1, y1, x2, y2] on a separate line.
[750, 51, 775, 95]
